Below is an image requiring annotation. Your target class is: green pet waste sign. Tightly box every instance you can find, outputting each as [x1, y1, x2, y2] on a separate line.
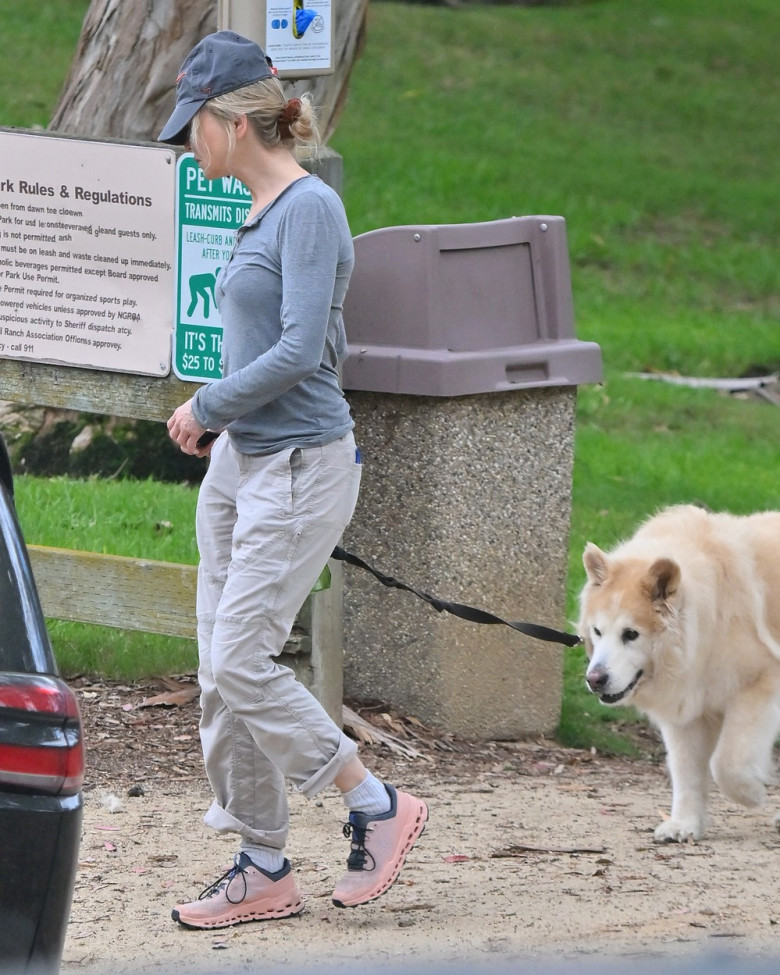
[173, 154, 251, 382]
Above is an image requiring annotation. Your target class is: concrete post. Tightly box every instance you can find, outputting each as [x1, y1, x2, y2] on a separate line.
[342, 386, 577, 739]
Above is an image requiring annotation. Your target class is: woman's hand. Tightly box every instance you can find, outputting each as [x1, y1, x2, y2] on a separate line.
[167, 399, 213, 456]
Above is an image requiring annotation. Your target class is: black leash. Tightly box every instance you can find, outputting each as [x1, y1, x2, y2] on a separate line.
[331, 547, 583, 648]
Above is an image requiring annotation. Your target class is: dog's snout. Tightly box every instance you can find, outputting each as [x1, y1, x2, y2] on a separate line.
[586, 666, 609, 693]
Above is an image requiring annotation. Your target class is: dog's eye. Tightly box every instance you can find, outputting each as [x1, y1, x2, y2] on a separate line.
[622, 628, 639, 643]
[592, 626, 601, 638]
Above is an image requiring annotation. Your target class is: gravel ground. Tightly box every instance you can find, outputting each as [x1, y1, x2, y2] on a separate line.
[61, 678, 780, 974]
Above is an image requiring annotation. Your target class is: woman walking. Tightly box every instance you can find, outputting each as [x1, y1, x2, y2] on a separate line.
[159, 30, 427, 929]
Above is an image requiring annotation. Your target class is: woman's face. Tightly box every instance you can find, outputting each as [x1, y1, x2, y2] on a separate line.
[188, 108, 232, 180]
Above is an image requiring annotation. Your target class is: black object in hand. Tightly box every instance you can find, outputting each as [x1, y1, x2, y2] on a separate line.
[196, 430, 221, 449]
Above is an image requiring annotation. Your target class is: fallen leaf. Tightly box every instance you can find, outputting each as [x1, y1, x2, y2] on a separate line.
[139, 687, 199, 708]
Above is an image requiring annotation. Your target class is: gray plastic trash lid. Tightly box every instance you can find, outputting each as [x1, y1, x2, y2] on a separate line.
[342, 215, 602, 397]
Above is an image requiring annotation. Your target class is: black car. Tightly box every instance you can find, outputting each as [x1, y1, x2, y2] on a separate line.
[0, 433, 84, 972]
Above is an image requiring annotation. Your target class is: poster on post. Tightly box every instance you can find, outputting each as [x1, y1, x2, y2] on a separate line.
[0, 129, 175, 377]
[265, 0, 333, 77]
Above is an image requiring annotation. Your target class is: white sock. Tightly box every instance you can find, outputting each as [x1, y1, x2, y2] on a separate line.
[240, 846, 285, 874]
[342, 772, 391, 816]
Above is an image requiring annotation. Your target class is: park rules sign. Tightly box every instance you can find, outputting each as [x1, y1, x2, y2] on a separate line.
[173, 153, 251, 383]
[0, 129, 175, 376]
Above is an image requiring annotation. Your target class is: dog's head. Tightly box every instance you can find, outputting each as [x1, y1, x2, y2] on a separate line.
[577, 543, 681, 706]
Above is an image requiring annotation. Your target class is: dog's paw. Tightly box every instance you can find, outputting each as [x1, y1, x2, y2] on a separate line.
[653, 819, 704, 844]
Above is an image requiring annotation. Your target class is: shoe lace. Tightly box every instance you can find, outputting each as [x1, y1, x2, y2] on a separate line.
[197, 855, 248, 905]
[342, 820, 376, 872]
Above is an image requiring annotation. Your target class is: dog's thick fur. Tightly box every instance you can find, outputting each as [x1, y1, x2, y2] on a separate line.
[578, 504, 780, 842]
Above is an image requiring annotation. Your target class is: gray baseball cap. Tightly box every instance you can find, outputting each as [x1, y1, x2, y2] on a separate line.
[158, 30, 275, 145]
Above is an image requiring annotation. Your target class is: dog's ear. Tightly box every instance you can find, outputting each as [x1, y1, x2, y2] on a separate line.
[583, 543, 609, 585]
[645, 557, 681, 605]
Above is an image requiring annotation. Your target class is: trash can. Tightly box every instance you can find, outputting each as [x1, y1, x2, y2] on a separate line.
[340, 215, 602, 739]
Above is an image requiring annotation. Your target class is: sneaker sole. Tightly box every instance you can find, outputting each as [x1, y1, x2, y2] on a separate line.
[172, 897, 305, 929]
[332, 799, 428, 908]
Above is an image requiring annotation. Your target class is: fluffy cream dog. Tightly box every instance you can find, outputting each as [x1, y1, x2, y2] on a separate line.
[578, 504, 780, 842]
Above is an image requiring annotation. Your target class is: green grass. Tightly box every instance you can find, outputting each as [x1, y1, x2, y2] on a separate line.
[16, 476, 199, 562]
[40, 624, 197, 683]
[2, 0, 779, 753]
[332, 0, 779, 383]
[13, 476, 200, 680]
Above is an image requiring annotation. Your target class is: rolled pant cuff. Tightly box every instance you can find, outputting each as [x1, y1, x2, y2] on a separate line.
[203, 799, 288, 849]
[296, 732, 359, 800]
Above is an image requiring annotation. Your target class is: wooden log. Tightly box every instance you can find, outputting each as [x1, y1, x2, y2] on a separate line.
[28, 544, 199, 638]
[0, 359, 199, 422]
[27, 543, 313, 656]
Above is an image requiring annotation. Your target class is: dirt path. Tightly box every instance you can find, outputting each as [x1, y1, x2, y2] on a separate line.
[62, 679, 780, 972]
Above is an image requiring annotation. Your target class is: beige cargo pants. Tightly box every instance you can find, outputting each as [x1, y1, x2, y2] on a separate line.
[195, 432, 361, 850]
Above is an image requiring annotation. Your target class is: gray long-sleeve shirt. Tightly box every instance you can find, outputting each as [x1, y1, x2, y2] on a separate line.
[191, 174, 355, 455]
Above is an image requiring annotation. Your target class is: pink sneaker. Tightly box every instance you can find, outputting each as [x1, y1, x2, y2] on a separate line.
[172, 854, 304, 929]
[332, 784, 428, 908]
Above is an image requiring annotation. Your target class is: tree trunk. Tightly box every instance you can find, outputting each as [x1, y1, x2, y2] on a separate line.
[49, 0, 368, 143]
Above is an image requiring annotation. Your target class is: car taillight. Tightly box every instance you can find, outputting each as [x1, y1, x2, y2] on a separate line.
[0, 674, 85, 796]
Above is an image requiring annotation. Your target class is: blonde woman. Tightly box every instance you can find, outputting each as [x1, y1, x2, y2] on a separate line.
[159, 31, 427, 929]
